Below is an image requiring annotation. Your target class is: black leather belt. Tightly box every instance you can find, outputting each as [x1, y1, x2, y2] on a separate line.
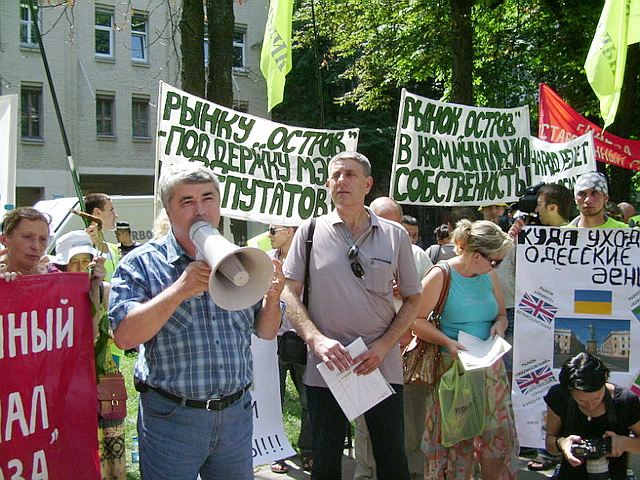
[146, 383, 250, 411]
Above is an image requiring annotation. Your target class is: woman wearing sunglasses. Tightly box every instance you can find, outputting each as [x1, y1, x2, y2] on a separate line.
[414, 219, 518, 480]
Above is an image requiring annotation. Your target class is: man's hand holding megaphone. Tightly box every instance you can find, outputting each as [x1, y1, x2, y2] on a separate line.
[173, 260, 213, 299]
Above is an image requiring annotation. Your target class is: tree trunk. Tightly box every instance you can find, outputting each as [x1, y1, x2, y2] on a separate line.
[206, 0, 234, 107]
[608, 44, 639, 203]
[450, 0, 474, 105]
[180, 0, 206, 97]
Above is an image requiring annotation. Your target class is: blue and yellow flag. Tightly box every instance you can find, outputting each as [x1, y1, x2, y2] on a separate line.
[574, 290, 613, 315]
[584, 0, 640, 129]
[260, 0, 294, 112]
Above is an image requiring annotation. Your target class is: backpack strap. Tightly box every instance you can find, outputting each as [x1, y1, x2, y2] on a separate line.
[302, 218, 316, 308]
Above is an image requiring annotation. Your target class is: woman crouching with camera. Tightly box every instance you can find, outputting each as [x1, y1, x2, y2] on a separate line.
[545, 352, 640, 480]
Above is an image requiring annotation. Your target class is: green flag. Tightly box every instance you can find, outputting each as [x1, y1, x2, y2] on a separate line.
[584, 0, 640, 129]
[260, 0, 294, 112]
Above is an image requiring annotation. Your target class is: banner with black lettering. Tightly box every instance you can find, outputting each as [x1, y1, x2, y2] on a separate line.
[156, 82, 359, 225]
[250, 335, 296, 466]
[0, 273, 100, 479]
[390, 89, 597, 206]
[512, 227, 640, 448]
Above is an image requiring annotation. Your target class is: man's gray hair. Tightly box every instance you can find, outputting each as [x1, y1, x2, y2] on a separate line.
[158, 162, 220, 208]
[329, 151, 371, 177]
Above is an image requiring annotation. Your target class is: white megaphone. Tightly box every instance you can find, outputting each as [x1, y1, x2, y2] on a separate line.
[189, 221, 274, 311]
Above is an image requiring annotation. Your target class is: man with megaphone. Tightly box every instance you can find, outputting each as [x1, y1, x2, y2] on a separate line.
[282, 151, 423, 480]
[108, 163, 284, 480]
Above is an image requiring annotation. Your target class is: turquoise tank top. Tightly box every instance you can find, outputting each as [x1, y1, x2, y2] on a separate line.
[440, 267, 498, 342]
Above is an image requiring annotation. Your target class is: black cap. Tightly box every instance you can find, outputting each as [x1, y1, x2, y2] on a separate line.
[116, 221, 131, 231]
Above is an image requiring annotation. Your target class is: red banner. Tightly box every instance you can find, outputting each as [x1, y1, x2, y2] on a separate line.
[0, 273, 100, 479]
[538, 83, 640, 171]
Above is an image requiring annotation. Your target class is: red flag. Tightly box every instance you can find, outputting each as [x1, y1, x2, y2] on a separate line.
[538, 83, 640, 171]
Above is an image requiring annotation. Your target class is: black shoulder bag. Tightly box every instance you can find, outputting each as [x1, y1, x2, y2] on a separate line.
[277, 219, 316, 365]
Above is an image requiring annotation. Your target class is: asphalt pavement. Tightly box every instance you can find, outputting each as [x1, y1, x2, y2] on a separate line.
[253, 450, 640, 479]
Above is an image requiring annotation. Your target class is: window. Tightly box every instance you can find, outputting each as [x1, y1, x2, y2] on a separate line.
[132, 97, 149, 138]
[20, 1, 39, 46]
[131, 13, 148, 62]
[21, 86, 43, 140]
[96, 95, 115, 136]
[233, 29, 246, 71]
[95, 9, 114, 58]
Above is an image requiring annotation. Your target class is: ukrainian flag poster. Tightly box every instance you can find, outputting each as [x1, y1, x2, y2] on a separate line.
[511, 226, 640, 449]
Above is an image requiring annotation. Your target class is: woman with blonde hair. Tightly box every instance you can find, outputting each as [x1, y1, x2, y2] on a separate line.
[415, 219, 518, 480]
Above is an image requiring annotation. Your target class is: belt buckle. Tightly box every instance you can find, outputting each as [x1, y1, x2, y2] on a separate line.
[205, 398, 222, 411]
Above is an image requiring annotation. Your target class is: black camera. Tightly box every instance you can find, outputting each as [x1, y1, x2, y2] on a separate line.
[570, 437, 612, 460]
[516, 182, 545, 214]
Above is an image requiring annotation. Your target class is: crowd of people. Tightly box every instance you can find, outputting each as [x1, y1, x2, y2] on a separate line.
[1, 155, 639, 480]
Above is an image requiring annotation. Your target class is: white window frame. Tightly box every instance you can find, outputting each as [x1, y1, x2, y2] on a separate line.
[132, 96, 150, 139]
[95, 8, 115, 59]
[131, 12, 148, 63]
[232, 28, 247, 72]
[20, 1, 40, 47]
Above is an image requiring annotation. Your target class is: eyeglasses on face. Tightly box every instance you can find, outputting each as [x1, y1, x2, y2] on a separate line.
[478, 251, 502, 268]
[268, 227, 288, 235]
[348, 245, 364, 278]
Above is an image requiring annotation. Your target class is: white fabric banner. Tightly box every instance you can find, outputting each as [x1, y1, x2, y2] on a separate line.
[390, 90, 596, 206]
[250, 334, 296, 466]
[512, 226, 640, 448]
[0, 95, 18, 214]
[156, 82, 359, 226]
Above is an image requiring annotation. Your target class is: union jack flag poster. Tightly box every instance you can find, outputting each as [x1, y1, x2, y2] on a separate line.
[518, 292, 557, 324]
[516, 364, 555, 394]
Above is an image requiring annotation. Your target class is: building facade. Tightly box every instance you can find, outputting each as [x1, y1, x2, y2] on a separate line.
[0, 0, 269, 206]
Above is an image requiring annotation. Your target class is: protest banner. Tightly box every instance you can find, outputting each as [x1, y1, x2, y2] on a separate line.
[156, 82, 359, 226]
[390, 89, 599, 206]
[0, 273, 100, 479]
[250, 335, 296, 467]
[539, 83, 640, 172]
[511, 226, 640, 448]
[528, 133, 597, 192]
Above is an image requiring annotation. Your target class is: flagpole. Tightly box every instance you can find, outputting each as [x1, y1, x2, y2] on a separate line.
[310, 0, 326, 128]
[28, 0, 88, 222]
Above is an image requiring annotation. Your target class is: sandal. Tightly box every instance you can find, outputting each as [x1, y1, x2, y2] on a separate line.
[527, 458, 557, 471]
[270, 460, 289, 474]
[300, 453, 313, 471]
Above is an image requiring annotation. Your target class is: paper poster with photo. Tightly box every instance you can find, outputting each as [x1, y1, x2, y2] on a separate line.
[512, 226, 640, 448]
[156, 82, 359, 226]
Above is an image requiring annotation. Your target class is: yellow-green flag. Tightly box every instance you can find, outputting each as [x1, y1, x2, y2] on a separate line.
[260, 0, 294, 112]
[584, 0, 640, 129]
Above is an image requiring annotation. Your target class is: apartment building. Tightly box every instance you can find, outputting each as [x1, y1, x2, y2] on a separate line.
[0, 0, 269, 206]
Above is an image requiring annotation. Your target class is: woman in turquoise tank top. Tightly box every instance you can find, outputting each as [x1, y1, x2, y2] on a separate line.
[411, 219, 518, 480]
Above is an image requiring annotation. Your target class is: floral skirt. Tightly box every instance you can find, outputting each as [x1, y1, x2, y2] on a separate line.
[421, 358, 518, 480]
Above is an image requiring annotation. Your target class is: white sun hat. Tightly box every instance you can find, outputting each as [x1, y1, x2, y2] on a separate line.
[51, 230, 98, 266]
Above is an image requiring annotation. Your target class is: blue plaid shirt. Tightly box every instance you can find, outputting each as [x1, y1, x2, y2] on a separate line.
[109, 230, 261, 399]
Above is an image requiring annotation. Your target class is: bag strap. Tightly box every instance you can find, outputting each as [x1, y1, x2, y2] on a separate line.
[430, 261, 452, 329]
[302, 218, 316, 308]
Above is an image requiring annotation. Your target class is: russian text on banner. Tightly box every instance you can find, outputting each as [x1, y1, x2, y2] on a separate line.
[538, 83, 640, 171]
[0, 273, 100, 479]
[155, 82, 359, 226]
[390, 89, 596, 206]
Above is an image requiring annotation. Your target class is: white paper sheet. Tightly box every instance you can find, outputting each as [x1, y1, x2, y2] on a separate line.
[316, 337, 395, 421]
[456, 331, 512, 371]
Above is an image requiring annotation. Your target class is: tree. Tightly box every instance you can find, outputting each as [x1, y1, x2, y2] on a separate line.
[180, 0, 206, 97]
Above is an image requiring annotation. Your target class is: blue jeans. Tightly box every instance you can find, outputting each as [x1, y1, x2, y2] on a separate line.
[138, 388, 253, 480]
[307, 384, 409, 480]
